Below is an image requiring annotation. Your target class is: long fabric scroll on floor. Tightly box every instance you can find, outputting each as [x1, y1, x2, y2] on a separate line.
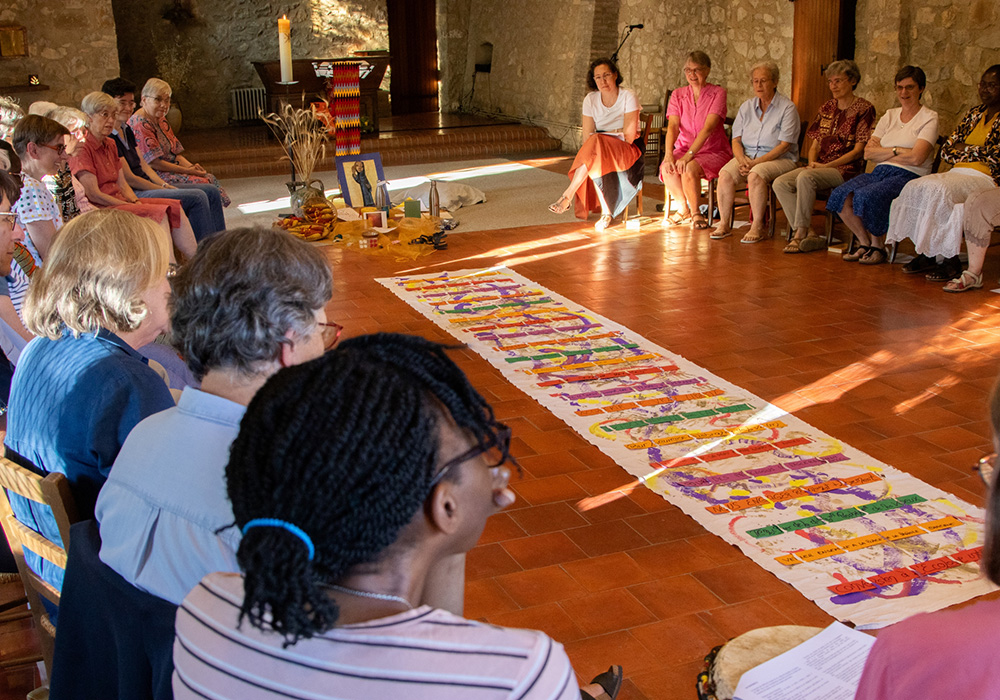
[378, 266, 996, 629]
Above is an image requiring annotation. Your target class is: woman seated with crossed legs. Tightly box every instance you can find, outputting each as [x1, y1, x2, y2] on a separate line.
[549, 57, 640, 232]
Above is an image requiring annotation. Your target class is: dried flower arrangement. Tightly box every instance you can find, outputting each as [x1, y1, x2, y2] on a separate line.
[260, 100, 330, 182]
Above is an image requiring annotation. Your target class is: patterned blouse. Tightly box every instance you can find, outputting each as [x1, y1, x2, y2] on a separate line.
[806, 97, 876, 177]
[941, 104, 1000, 185]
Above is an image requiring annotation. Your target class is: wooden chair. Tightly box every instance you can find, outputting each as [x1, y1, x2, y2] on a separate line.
[0, 457, 79, 678]
[622, 113, 655, 223]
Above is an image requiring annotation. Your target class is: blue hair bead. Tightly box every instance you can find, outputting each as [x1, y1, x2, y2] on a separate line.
[242, 518, 315, 561]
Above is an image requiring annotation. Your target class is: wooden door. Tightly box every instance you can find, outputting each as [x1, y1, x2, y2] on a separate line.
[386, 0, 439, 115]
[792, 0, 857, 133]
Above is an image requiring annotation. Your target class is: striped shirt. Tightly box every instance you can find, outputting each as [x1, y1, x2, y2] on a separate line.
[174, 573, 580, 700]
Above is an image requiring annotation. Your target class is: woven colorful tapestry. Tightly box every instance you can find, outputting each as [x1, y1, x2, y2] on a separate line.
[329, 61, 360, 157]
[379, 267, 997, 630]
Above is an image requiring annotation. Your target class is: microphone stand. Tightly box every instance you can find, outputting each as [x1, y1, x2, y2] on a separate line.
[611, 25, 641, 63]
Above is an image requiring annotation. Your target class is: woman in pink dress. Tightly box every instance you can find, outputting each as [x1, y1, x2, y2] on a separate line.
[660, 51, 733, 229]
[128, 79, 230, 207]
[70, 92, 197, 260]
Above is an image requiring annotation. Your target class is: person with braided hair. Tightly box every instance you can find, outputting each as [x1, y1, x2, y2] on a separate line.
[172, 333, 624, 700]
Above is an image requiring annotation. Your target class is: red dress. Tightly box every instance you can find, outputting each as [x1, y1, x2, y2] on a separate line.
[69, 131, 182, 228]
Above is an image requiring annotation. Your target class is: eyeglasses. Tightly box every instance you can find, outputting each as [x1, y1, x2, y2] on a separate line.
[150, 96, 171, 104]
[428, 423, 513, 489]
[318, 321, 343, 350]
[594, 72, 615, 81]
[975, 452, 996, 486]
[684, 67, 706, 75]
[0, 212, 16, 228]
[38, 142, 67, 155]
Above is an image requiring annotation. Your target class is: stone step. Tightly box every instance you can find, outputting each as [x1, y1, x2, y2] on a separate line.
[208, 137, 563, 179]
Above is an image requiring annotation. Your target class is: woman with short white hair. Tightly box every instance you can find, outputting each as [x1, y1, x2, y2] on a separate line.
[71, 91, 197, 260]
[711, 61, 801, 242]
[128, 78, 230, 206]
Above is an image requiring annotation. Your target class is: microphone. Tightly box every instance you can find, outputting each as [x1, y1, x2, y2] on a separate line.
[628, 23, 644, 29]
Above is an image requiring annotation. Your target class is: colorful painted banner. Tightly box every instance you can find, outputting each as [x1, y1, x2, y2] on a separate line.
[378, 267, 996, 629]
[329, 61, 360, 157]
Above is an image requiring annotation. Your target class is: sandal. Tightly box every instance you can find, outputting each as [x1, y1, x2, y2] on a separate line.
[783, 238, 804, 253]
[926, 257, 963, 282]
[902, 254, 937, 274]
[798, 235, 827, 252]
[692, 215, 711, 230]
[859, 247, 888, 265]
[943, 270, 984, 292]
[842, 245, 870, 262]
[594, 214, 613, 232]
[663, 211, 691, 226]
[741, 228, 768, 244]
[710, 226, 731, 240]
[589, 665, 623, 700]
[548, 196, 571, 214]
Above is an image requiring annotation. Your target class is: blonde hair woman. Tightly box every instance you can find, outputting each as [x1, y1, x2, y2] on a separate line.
[128, 78, 230, 207]
[4, 209, 175, 598]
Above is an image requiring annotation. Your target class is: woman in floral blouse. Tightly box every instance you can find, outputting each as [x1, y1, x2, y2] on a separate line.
[128, 78, 230, 207]
[886, 64, 1000, 290]
[772, 60, 876, 253]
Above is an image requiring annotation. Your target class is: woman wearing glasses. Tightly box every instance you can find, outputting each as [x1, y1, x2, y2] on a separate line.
[96, 226, 338, 607]
[549, 57, 641, 232]
[660, 51, 732, 229]
[172, 333, 624, 700]
[10, 115, 70, 261]
[128, 78, 230, 207]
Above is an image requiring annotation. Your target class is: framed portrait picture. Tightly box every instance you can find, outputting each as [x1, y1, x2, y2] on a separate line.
[337, 152, 385, 208]
[363, 210, 387, 228]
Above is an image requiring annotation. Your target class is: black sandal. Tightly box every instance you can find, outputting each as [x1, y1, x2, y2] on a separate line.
[588, 665, 623, 699]
[902, 254, 936, 274]
[859, 247, 887, 265]
[925, 256, 962, 282]
[842, 245, 870, 262]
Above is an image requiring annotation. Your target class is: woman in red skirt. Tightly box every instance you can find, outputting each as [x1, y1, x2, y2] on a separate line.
[71, 92, 198, 261]
[549, 58, 641, 231]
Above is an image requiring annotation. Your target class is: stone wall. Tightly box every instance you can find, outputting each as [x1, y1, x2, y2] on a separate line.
[439, 0, 795, 151]
[856, 0, 1000, 135]
[112, 0, 389, 129]
[445, 0, 598, 149]
[0, 0, 120, 112]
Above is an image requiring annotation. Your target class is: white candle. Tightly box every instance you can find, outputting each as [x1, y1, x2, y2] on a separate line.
[278, 15, 292, 82]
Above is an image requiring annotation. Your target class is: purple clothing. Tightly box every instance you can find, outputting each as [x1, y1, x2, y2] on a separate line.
[854, 597, 1000, 700]
[666, 83, 732, 179]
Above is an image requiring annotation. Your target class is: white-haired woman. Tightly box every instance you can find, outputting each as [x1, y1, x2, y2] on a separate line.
[772, 59, 875, 253]
[711, 61, 801, 242]
[128, 79, 230, 207]
[4, 209, 175, 597]
[70, 91, 197, 260]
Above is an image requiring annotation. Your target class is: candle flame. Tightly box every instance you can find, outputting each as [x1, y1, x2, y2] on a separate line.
[282, 14, 287, 19]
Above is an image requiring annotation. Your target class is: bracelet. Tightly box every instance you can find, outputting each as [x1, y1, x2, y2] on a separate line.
[892, 147, 898, 156]
[687, 149, 696, 156]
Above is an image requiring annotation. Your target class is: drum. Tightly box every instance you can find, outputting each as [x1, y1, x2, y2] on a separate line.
[696, 625, 824, 700]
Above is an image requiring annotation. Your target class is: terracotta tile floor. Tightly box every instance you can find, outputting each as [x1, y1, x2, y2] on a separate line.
[3, 195, 1000, 698]
[314, 208, 1000, 699]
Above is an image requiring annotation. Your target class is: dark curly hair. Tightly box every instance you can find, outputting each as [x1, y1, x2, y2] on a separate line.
[586, 57, 622, 91]
[226, 333, 515, 645]
[169, 226, 332, 380]
[0, 170, 20, 206]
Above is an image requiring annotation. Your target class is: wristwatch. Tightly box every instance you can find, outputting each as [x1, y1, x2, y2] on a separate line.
[892, 147, 898, 156]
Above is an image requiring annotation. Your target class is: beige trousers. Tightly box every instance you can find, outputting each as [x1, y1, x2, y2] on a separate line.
[963, 187, 1000, 247]
[771, 166, 845, 232]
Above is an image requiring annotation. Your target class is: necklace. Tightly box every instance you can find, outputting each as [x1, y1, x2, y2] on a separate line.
[327, 583, 413, 609]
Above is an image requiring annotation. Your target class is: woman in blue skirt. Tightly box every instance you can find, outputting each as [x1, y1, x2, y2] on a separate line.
[827, 66, 939, 264]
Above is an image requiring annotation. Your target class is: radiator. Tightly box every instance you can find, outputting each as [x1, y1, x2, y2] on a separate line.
[231, 87, 266, 121]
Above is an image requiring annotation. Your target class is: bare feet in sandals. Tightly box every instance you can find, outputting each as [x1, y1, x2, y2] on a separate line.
[710, 224, 731, 239]
[595, 214, 613, 232]
[662, 210, 691, 227]
[741, 227, 767, 244]
[548, 196, 571, 214]
[691, 214, 711, 230]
